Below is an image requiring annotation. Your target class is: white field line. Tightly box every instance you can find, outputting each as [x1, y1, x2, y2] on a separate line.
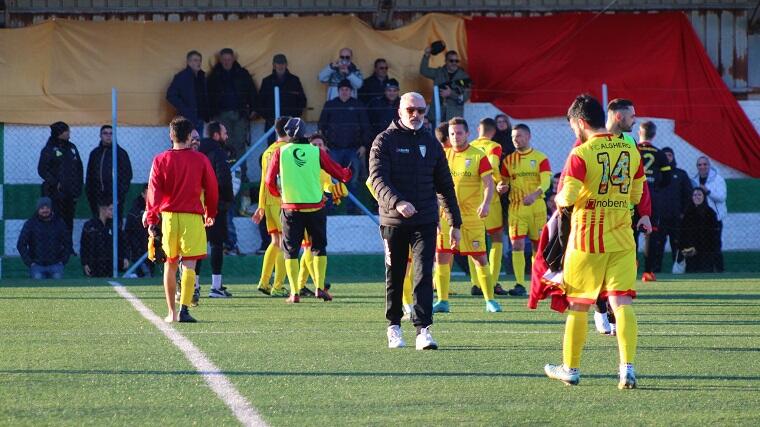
[108, 281, 267, 427]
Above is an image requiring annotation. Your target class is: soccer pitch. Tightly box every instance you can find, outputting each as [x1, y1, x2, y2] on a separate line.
[2, 273, 760, 426]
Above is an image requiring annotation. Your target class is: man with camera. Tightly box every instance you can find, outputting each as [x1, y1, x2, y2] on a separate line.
[420, 44, 471, 122]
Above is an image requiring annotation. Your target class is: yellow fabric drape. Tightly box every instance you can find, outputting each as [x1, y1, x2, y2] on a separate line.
[0, 14, 466, 125]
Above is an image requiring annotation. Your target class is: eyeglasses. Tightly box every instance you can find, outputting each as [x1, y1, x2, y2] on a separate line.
[340, 55, 351, 60]
[406, 107, 427, 115]
[377, 66, 388, 70]
[447, 59, 460, 63]
[102, 132, 113, 135]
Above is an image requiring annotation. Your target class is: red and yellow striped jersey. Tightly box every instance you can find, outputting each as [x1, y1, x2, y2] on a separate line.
[556, 133, 645, 253]
[500, 148, 552, 205]
[445, 145, 492, 221]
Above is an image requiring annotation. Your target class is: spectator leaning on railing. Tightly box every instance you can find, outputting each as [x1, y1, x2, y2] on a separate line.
[17, 197, 71, 280]
[420, 47, 471, 121]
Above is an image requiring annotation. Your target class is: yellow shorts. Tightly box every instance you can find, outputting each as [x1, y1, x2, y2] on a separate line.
[437, 219, 486, 256]
[484, 200, 503, 233]
[264, 203, 282, 234]
[562, 249, 637, 304]
[508, 200, 547, 242]
[161, 212, 207, 263]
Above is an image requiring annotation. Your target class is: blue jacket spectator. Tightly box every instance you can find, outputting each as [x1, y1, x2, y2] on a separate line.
[318, 81, 371, 151]
[166, 50, 209, 132]
[17, 197, 71, 279]
[367, 79, 400, 136]
[358, 58, 390, 105]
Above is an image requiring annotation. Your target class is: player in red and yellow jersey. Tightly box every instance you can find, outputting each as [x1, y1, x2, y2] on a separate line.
[498, 124, 552, 297]
[544, 94, 645, 389]
[252, 117, 291, 297]
[469, 118, 509, 296]
[433, 117, 502, 313]
[145, 116, 218, 323]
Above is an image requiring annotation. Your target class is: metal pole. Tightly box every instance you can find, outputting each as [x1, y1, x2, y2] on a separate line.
[111, 88, 119, 279]
[274, 86, 281, 119]
[602, 83, 608, 114]
[433, 85, 441, 126]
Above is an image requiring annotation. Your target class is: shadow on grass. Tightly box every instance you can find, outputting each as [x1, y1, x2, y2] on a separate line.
[638, 294, 760, 301]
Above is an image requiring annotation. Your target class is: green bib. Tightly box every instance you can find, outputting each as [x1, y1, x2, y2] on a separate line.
[279, 142, 323, 204]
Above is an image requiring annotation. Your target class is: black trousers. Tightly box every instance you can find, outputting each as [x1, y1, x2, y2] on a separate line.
[380, 223, 436, 328]
[281, 208, 327, 259]
[649, 216, 681, 273]
[53, 196, 77, 232]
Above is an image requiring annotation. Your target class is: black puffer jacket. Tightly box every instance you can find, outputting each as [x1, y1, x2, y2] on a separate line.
[38, 137, 84, 200]
[369, 120, 462, 228]
[199, 138, 234, 212]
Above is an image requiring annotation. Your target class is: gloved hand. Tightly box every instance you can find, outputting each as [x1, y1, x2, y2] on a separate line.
[330, 182, 348, 205]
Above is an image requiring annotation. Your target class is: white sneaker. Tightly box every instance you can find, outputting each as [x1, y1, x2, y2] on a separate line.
[594, 311, 611, 334]
[387, 325, 405, 349]
[610, 322, 617, 336]
[415, 326, 438, 350]
[618, 364, 637, 389]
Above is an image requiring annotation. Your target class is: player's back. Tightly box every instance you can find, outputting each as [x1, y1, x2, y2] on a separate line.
[637, 141, 670, 189]
[150, 148, 215, 214]
[471, 137, 502, 199]
[559, 133, 643, 253]
[260, 141, 285, 206]
[445, 145, 490, 220]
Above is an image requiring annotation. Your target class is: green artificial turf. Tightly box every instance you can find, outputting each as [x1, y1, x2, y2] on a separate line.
[2, 274, 760, 426]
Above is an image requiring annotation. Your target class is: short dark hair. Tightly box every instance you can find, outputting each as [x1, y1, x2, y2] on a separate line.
[308, 132, 326, 143]
[97, 196, 113, 208]
[169, 116, 194, 144]
[219, 48, 234, 56]
[274, 116, 291, 138]
[435, 123, 449, 144]
[479, 118, 496, 134]
[448, 117, 468, 132]
[445, 50, 458, 59]
[607, 98, 634, 112]
[513, 123, 531, 134]
[100, 125, 112, 134]
[567, 94, 606, 129]
[640, 121, 656, 140]
[374, 58, 387, 67]
[207, 121, 223, 139]
[186, 50, 201, 60]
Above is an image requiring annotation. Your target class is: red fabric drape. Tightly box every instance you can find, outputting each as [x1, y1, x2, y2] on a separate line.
[466, 12, 760, 177]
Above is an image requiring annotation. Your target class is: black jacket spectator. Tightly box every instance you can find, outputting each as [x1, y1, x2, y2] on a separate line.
[493, 130, 515, 159]
[199, 138, 234, 212]
[17, 208, 71, 267]
[318, 97, 371, 150]
[38, 136, 84, 202]
[680, 190, 720, 273]
[85, 141, 133, 218]
[359, 74, 389, 106]
[258, 69, 307, 124]
[367, 95, 400, 137]
[123, 194, 148, 265]
[167, 66, 209, 129]
[80, 216, 126, 277]
[369, 119, 462, 228]
[653, 153, 692, 219]
[207, 61, 258, 118]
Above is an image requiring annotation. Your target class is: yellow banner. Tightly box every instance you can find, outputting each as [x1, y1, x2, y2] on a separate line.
[0, 14, 465, 125]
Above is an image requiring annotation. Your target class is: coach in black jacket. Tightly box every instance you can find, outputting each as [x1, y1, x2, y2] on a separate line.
[38, 121, 83, 235]
[85, 125, 133, 220]
[369, 92, 462, 350]
[197, 121, 235, 294]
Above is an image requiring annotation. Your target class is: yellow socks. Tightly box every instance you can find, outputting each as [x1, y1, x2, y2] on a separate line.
[297, 250, 314, 290]
[284, 258, 299, 296]
[468, 257, 479, 288]
[512, 250, 526, 285]
[489, 242, 503, 285]
[614, 305, 638, 365]
[273, 251, 286, 290]
[475, 264, 494, 300]
[259, 244, 278, 287]
[562, 310, 589, 369]
[434, 263, 451, 301]
[402, 261, 413, 306]
[313, 255, 327, 290]
[180, 268, 195, 307]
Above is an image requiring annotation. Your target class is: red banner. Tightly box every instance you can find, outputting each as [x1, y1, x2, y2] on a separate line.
[466, 12, 760, 177]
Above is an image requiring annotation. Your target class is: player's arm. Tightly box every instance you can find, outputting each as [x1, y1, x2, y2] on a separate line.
[477, 157, 493, 218]
[497, 160, 510, 194]
[630, 160, 646, 206]
[265, 148, 282, 198]
[318, 149, 352, 183]
[252, 151, 271, 224]
[144, 159, 163, 227]
[555, 151, 585, 208]
[525, 158, 552, 205]
[489, 145, 502, 184]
